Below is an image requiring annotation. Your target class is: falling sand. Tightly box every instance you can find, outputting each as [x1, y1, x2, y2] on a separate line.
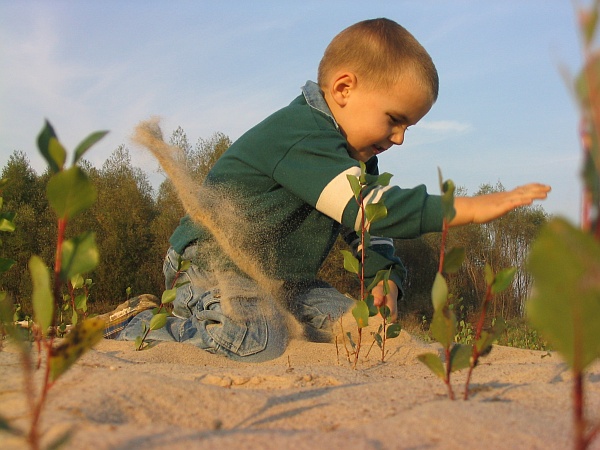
[131, 117, 301, 334]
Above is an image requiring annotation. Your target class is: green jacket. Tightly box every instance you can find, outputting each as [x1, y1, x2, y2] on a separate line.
[170, 81, 443, 291]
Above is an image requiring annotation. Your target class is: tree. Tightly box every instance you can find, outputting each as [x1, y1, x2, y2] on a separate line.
[0, 152, 49, 304]
[82, 145, 158, 303]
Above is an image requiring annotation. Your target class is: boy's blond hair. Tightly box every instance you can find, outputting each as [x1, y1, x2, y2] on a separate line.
[317, 18, 439, 102]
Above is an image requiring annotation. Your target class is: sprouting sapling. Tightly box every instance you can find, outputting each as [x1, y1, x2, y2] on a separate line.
[0, 121, 106, 450]
[418, 170, 511, 400]
[341, 161, 401, 366]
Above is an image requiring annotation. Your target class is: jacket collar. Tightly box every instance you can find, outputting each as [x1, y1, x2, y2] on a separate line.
[301, 80, 340, 131]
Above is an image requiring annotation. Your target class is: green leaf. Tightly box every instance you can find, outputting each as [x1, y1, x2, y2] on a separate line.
[340, 249, 359, 275]
[449, 344, 472, 372]
[61, 232, 98, 281]
[346, 174, 362, 198]
[71, 309, 78, 326]
[491, 267, 516, 294]
[161, 288, 176, 304]
[438, 169, 456, 222]
[29, 255, 54, 336]
[417, 353, 446, 380]
[37, 120, 66, 174]
[49, 317, 104, 382]
[71, 274, 84, 290]
[430, 307, 456, 349]
[358, 161, 368, 184]
[47, 166, 97, 219]
[431, 272, 448, 312]
[178, 259, 191, 272]
[0, 213, 16, 232]
[0, 257, 15, 274]
[73, 130, 108, 165]
[376, 172, 393, 186]
[149, 312, 168, 331]
[367, 268, 391, 292]
[373, 332, 383, 348]
[74, 293, 87, 312]
[386, 322, 402, 339]
[352, 300, 369, 328]
[365, 294, 378, 317]
[365, 202, 387, 224]
[379, 305, 391, 319]
[443, 247, 465, 274]
[527, 218, 600, 372]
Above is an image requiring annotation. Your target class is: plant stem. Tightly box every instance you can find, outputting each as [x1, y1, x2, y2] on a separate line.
[136, 265, 183, 351]
[438, 219, 448, 274]
[53, 218, 67, 330]
[28, 340, 53, 450]
[464, 283, 494, 400]
[353, 189, 367, 369]
[574, 372, 587, 450]
[444, 346, 455, 400]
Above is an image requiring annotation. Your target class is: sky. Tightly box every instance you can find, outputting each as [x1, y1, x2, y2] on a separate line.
[0, 1, 585, 222]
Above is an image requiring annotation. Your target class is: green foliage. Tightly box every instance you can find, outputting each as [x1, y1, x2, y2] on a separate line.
[134, 255, 190, 351]
[29, 255, 54, 337]
[527, 218, 600, 372]
[49, 317, 104, 382]
[419, 171, 512, 400]
[0, 120, 107, 449]
[47, 166, 97, 220]
[60, 232, 98, 282]
[525, 5, 600, 447]
[342, 162, 399, 365]
[0, 181, 16, 277]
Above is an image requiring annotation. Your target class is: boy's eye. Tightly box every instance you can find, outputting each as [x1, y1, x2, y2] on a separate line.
[388, 114, 402, 124]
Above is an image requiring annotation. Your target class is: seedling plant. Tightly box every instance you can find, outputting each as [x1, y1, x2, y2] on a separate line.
[417, 170, 513, 400]
[341, 161, 402, 367]
[135, 256, 190, 350]
[0, 121, 107, 450]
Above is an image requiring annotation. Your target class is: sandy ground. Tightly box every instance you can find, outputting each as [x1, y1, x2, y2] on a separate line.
[1, 321, 600, 450]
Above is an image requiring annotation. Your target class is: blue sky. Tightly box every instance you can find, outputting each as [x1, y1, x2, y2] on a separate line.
[0, 1, 584, 221]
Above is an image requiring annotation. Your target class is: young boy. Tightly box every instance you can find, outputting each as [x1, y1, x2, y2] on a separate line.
[113, 18, 550, 361]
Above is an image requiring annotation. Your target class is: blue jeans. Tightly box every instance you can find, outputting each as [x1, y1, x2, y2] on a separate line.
[118, 245, 354, 362]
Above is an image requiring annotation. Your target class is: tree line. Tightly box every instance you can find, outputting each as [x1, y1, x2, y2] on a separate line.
[0, 127, 548, 320]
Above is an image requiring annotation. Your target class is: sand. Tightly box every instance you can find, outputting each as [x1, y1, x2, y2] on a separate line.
[1, 322, 599, 450]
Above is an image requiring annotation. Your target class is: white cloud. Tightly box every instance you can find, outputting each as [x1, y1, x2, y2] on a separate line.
[416, 120, 473, 134]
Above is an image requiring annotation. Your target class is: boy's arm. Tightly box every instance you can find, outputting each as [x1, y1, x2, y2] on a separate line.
[450, 183, 551, 227]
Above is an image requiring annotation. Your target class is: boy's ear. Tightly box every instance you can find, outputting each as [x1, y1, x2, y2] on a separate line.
[329, 72, 358, 106]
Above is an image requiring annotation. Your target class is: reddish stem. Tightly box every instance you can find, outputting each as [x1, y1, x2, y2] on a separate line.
[53, 218, 67, 328]
[464, 283, 493, 400]
[27, 216, 67, 447]
[438, 219, 448, 274]
[574, 372, 587, 450]
[352, 189, 367, 368]
[444, 346, 455, 400]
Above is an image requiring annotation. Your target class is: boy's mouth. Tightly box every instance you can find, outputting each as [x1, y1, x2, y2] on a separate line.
[372, 145, 387, 155]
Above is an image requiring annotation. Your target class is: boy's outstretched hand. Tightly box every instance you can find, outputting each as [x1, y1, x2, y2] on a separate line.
[450, 183, 551, 227]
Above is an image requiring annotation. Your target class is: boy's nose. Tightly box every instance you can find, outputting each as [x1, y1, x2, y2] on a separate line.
[390, 130, 405, 146]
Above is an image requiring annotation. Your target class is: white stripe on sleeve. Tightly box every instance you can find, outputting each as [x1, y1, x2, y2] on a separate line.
[315, 167, 362, 222]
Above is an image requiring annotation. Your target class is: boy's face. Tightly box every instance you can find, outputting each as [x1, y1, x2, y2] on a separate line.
[326, 73, 433, 162]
